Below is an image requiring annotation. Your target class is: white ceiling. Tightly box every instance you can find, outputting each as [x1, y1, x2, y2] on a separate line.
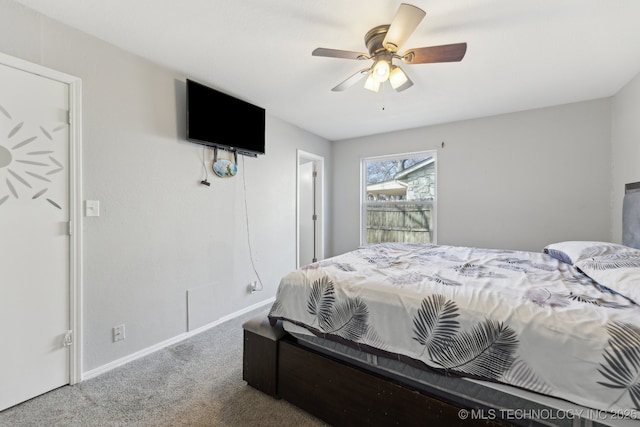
[12, 0, 640, 141]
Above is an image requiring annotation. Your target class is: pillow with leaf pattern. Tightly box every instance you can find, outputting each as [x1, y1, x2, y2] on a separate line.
[574, 250, 640, 303]
[543, 241, 637, 265]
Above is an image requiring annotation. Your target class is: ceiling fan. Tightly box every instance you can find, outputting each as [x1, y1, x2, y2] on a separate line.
[312, 3, 467, 93]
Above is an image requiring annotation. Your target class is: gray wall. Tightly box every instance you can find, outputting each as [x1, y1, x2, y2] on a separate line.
[3, 0, 639, 376]
[0, 0, 332, 372]
[611, 72, 640, 243]
[332, 99, 613, 255]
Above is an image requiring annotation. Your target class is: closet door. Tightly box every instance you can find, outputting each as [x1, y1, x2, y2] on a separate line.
[0, 62, 70, 411]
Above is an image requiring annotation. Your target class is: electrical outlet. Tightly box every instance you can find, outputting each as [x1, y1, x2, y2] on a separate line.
[113, 324, 126, 342]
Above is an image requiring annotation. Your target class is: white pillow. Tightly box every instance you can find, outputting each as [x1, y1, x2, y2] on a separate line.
[575, 252, 640, 303]
[543, 241, 636, 265]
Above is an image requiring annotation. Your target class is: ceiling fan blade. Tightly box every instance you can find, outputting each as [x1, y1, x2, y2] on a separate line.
[402, 42, 467, 64]
[331, 68, 370, 92]
[312, 48, 369, 60]
[383, 3, 426, 52]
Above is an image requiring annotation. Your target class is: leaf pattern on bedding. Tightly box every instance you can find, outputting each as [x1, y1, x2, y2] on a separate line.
[578, 253, 640, 271]
[452, 263, 507, 279]
[495, 264, 529, 273]
[412, 294, 460, 360]
[564, 273, 636, 308]
[566, 293, 600, 305]
[306, 275, 380, 344]
[334, 263, 357, 272]
[528, 262, 559, 272]
[306, 260, 358, 272]
[425, 274, 462, 287]
[502, 359, 553, 395]
[365, 255, 406, 268]
[307, 276, 335, 330]
[496, 257, 557, 272]
[498, 257, 530, 265]
[580, 244, 635, 260]
[598, 321, 640, 410]
[567, 293, 632, 309]
[433, 319, 518, 380]
[325, 298, 370, 341]
[525, 288, 633, 309]
[411, 294, 518, 380]
[436, 253, 468, 263]
[388, 271, 428, 286]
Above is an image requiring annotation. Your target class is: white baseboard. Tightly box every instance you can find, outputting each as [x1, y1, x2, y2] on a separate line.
[82, 297, 275, 381]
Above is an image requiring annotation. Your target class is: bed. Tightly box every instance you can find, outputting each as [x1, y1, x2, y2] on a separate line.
[244, 187, 640, 426]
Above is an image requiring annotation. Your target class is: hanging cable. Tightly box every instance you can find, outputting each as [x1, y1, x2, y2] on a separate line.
[242, 155, 264, 292]
[312, 168, 318, 263]
[200, 146, 210, 186]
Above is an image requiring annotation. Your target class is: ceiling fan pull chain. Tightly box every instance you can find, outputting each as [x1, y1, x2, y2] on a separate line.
[381, 83, 386, 110]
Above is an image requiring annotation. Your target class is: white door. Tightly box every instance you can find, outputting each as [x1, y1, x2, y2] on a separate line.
[0, 62, 70, 410]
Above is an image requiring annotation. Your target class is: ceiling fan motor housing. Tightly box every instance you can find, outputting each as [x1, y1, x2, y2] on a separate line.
[365, 25, 392, 56]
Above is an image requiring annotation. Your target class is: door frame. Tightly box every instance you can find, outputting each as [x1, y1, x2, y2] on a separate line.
[0, 52, 83, 384]
[296, 150, 324, 268]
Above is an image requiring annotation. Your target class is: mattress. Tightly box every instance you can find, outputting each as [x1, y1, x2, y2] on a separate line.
[269, 241, 640, 422]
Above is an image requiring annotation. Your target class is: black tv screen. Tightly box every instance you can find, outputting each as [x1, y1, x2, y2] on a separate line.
[186, 79, 265, 156]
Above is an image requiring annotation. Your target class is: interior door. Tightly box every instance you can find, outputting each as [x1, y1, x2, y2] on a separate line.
[0, 62, 70, 411]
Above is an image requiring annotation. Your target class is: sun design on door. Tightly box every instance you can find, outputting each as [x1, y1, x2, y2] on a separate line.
[0, 104, 65, 209]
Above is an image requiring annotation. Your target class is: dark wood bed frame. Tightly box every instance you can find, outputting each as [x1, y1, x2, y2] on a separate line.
[242, 317, 510, 426]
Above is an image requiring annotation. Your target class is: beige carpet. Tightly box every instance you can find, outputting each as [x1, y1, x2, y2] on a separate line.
[0, 308, 328, 427]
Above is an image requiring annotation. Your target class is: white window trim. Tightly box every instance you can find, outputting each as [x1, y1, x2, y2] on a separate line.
[360, 150, 437, 247]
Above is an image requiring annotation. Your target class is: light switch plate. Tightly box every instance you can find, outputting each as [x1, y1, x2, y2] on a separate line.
[85, 200, 100, 217]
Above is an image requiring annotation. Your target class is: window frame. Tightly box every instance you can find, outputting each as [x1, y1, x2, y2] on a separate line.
[360, 150, 438, 247]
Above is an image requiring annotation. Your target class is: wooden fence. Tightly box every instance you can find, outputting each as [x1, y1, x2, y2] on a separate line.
[366, 203, 432, 244]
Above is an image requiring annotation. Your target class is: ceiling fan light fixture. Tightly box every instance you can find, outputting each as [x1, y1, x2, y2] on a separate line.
[389, 65, 408, 89]
[364, 73, 381, 92]
[372, 58, 390, 82]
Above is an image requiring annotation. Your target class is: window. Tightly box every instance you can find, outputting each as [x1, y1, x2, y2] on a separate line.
[361, 151, 436, 245]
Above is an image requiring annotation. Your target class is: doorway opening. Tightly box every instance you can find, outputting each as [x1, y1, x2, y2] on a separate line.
[297, 150, 324, 268]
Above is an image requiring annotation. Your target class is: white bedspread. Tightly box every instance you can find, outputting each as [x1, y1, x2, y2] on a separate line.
[268, 242, 640, 417]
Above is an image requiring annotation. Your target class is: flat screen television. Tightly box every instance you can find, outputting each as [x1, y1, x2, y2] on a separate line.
[186, 79, 265, 157]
